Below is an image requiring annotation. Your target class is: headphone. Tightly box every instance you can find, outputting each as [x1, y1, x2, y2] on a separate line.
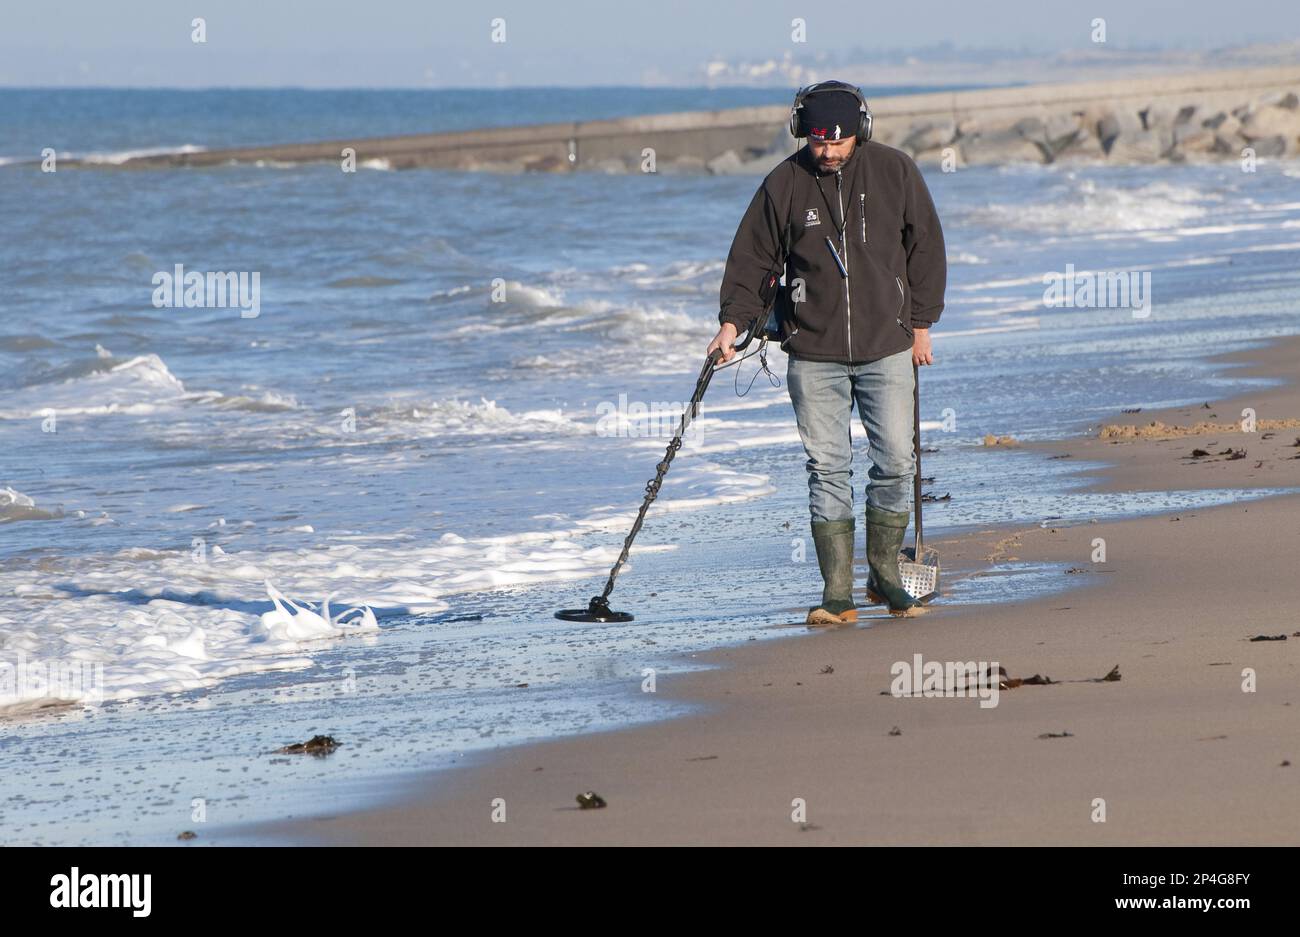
[789, 80, 873, 143]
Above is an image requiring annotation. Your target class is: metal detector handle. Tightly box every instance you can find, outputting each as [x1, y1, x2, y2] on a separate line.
[913, 361, 924, 559]
[717, 270, 780, 362]
[731, 310, 767, 355]
[711, 309, 766, 367]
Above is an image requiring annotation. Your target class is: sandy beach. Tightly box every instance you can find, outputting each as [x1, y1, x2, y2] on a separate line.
[225, 335, 1300, 846]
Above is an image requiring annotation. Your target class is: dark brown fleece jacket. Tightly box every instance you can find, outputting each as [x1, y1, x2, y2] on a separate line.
[719, 141, 946, 363]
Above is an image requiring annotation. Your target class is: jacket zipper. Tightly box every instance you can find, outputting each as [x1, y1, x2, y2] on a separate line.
[836, 171, 851, 359]
[895, 276, 910, 334]
[860, 192, 866, 243]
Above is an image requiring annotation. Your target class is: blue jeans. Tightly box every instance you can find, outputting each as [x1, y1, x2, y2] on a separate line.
[786, 349, 916, 522]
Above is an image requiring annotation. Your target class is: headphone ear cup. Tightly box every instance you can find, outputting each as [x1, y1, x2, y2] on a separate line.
[859, 110, 873, 143]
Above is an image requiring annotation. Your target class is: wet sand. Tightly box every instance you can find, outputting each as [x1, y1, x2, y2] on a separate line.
[228, 335, 1300, 845]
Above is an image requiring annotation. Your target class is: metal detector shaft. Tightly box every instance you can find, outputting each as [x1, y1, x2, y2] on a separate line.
[591, 345, 722, 606]
[557, 316, 765, 622]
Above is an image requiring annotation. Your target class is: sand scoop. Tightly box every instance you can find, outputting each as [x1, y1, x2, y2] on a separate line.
[897, 361, 940, 603]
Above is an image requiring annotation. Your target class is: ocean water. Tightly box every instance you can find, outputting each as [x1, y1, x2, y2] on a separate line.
[3, 89, 1300, 843]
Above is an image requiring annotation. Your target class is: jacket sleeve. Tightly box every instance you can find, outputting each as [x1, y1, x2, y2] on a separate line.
[901, 159, 947, 328]
[718, 176, 786, 332]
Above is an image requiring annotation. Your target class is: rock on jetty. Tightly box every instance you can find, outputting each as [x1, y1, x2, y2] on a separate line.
[84, 65, 1300, 174]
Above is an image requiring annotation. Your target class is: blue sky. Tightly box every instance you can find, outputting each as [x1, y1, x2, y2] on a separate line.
[2, 0, 1296, 87]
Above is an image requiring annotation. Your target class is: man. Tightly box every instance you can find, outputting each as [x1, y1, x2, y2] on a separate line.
[707, 80, 947, 624]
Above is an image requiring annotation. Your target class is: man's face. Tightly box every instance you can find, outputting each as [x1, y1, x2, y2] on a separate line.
[809, 136, 856, 172]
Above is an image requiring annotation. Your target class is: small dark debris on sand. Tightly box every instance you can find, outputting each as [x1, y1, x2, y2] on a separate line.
[1282, 760, 1292, 767]
[177, 830, 197, 840]
[1189, 448, 1210, 458]
[1008, 664, 1120, 687]
[686, 754, 718, 762]
[889, 726, 903, 736]
[1003, 672, 1055, 688]
[275, 734, 341, 756]
[1249, 634, 1288, 642]
[819, 664, 834, 674]
[576, 791, 607, 809]
[1048, 453, 1072, 460]
[1037, 730, 1074, 739]
[1224, 448, 1247, 460]
[886, 664, 1120, 695]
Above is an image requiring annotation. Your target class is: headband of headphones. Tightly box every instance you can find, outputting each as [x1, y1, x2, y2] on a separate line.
[788, 80, 873, 143]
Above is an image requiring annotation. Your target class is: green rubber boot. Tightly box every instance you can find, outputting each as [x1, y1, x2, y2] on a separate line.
[807, 518, 858, 626]
[864, 505, 926, 618]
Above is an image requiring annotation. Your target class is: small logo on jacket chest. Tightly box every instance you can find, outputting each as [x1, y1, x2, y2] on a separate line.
[803, 208, 821, 227]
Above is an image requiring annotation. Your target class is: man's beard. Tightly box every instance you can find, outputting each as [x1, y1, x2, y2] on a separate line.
[812, 143, 850, 171]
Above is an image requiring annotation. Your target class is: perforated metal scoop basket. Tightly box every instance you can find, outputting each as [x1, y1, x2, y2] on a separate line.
[899, 545, 940, 603]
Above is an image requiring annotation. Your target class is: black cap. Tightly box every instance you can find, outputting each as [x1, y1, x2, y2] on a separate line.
[799, 90, 861, 140]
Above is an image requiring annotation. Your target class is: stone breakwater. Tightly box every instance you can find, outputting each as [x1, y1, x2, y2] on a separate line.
[881, 66, 1300, 169]
[73, 65, 1300, 174]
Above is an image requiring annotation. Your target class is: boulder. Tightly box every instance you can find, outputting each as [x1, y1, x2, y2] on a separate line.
[900, 119, 957, 154]
[1246, 135, 1290, 158]
[1015, 113, 1085, 161]
[1212, 134, 1249, 157]
[705, 149, 746, 174]
[1240, 105, 1300, 141]
[1173, 123, 1217, 154]
[1053, 130, 1107, 162]
[958, 129, 1045, 165]
[1095, 107, 1145, 154]
[1201, 111, 1241, 138]
[1138, 104, 1180, 131]
[1106, 127, 1173, 163]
